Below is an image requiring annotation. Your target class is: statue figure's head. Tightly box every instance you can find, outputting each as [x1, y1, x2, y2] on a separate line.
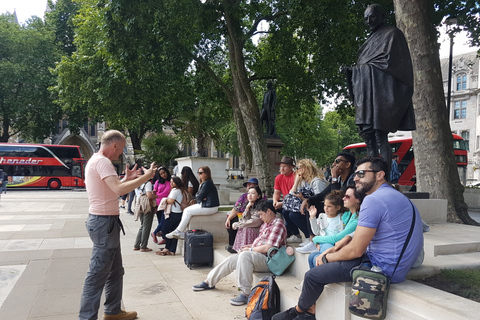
[267, 80, 273, 89]
[364, 4, 385, 33]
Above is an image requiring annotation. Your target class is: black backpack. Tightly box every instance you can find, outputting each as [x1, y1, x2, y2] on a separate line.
[245, 275, 280, 320]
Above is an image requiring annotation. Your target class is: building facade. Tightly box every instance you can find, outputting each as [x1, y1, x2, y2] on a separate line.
[441, 51, 480, 184]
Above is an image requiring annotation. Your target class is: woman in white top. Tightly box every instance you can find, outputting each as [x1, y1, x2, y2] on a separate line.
[134, 179, 157, 251]
[157, 177, 187, 256]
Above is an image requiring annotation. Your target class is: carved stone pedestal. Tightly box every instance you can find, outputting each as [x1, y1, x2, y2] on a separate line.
[265, 134, 284, 177]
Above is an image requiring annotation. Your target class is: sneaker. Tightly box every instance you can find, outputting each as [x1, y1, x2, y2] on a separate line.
[103, 310, 137, 320]
[293, 312, 315, 320]
[272, 307, 300, 320]
[229, 293, 248, 306]
[192, 281, 215, 291]
[299, 238, 311, 247]
[296, 242, 317, 254]
[286, 235, 302, 244]
[225, 245, 237, 254]
[166, 230, 185, 239]
[126, 211, 134, 215]
[151, 232, 158, 244]
[119, 205, 125, 209]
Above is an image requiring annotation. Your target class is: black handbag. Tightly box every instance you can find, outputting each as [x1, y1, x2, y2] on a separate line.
[348, 200, 416, 320]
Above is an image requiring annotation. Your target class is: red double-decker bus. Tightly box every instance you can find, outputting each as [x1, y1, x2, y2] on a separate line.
[343, 134, 468, 186]
[0, 143, 86, 189]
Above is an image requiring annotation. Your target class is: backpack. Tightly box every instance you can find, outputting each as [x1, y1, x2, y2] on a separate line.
[245, 275, 280, 320]
[176, 190, 192, 211]
[133, 184, 152, 221]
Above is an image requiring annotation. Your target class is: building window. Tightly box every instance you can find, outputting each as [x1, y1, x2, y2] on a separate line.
[90, 124, 96, 136]
[461, 130, 469, 151]
[453, 100, 467, 119]
[456, 74, 467, 91]
[476, 135, 480, 150]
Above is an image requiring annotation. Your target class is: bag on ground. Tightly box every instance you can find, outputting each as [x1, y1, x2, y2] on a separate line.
[348, 268, 390, 320]
[245, 275, 280, 320]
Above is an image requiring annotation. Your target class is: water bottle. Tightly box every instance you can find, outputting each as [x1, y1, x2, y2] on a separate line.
[371, 265, 382, 272]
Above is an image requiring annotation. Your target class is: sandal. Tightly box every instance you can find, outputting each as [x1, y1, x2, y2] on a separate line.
[156, 249, 175, 256]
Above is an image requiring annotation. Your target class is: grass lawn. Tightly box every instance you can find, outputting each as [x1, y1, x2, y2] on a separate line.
[414, 268, 480, 303]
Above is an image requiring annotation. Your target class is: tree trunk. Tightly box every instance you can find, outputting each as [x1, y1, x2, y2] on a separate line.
[231, 98, 253, 172]
[393, 0, 477, 225]
[129, 131, 142, 151]
[196, 130, 209, 157]
[223, 1, 274, 196]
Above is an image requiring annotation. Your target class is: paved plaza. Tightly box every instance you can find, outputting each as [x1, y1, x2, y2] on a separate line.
[0, 190, 245, 320]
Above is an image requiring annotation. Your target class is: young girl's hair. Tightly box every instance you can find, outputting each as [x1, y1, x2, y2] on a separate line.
[325, 190, 346, 213]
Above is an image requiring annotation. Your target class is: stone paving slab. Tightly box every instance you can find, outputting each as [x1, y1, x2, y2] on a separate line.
[0, 190, 242, 320]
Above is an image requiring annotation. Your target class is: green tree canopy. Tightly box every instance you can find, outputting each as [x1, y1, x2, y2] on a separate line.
[0, 14, 61, 142]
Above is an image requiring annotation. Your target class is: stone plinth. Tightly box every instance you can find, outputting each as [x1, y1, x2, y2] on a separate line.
[265, 135, 284, 177]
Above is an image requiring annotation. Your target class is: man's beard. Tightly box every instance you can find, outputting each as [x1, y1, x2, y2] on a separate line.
[356, 180, 375, 196]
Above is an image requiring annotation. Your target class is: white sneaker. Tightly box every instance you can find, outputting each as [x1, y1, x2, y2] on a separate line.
[299, 238, 311, 247]
[166, 230, 185, 239]
[296, 241, 317, 254]
[286, 235, 302, 243]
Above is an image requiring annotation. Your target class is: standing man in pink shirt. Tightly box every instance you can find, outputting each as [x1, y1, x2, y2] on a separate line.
[79, 130, 156, 320]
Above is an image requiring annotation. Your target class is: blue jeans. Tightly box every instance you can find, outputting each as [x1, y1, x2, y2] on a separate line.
[298, 257, 363, 312]
[79, 215, 125, 320]
[153, 210, 165, 235]
[307, 243, 334, 269]
[282, 209, 300, 237]
[161, 212, 182, 252]
[288, 210, 311, 238]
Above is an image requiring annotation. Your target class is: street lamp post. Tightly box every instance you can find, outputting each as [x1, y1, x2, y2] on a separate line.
[445, 16, 458, 118]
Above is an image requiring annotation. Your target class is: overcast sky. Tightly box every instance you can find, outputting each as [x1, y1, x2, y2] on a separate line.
[0, 0, 477, 58]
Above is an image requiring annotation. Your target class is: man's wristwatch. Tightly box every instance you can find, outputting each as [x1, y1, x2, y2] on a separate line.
[331, 177, 338, 182]
[322, 254, 329, 264]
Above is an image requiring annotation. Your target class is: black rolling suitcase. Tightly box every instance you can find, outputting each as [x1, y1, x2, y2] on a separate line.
[184, 229, 214, 269]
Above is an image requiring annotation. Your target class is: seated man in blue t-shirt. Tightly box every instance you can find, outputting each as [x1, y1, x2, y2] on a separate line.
[273, 156, 424, 320]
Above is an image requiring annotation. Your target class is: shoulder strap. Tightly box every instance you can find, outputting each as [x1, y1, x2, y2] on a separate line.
[391, 199, 416, 277]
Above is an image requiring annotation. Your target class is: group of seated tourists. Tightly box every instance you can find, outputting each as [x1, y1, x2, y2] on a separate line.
[191, 156, 425, 320]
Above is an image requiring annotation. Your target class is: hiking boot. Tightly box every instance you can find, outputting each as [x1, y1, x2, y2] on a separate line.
[272, 307, 315, 320]
[192, 281, 215, 291]
[229, 293, 248, 306]
[103, 310, 137, 320]
[272, 307, 301, 320]
[286, 235, 302, 244]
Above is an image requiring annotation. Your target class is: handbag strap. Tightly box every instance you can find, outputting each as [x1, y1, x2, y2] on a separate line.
[391, 199, 416, 277]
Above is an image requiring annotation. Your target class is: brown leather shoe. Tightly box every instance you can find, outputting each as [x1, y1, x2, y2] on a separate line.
[103, 310, 137, 320]
[140, 248, 152, 252]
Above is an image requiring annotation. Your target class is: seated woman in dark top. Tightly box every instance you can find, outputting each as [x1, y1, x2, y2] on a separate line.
[166, 166, 219, 240]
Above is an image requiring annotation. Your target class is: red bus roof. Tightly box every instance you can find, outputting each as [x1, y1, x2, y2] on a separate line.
[344, 133, 463, 149]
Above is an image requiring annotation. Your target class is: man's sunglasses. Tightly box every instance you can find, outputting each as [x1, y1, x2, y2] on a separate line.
[353, 170, 379, 178]
[334, 159, 348, 164]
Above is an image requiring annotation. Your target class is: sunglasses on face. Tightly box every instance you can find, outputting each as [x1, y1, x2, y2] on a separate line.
[343, 194, 351, 199]
[197, 171, 204, 175]
[334, 159, 348, 164]
[353, 170, 379, 178]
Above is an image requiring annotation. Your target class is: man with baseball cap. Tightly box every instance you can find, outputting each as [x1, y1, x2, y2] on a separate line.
[225, 177, 266, 253]
[272, 156, 302, 244]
